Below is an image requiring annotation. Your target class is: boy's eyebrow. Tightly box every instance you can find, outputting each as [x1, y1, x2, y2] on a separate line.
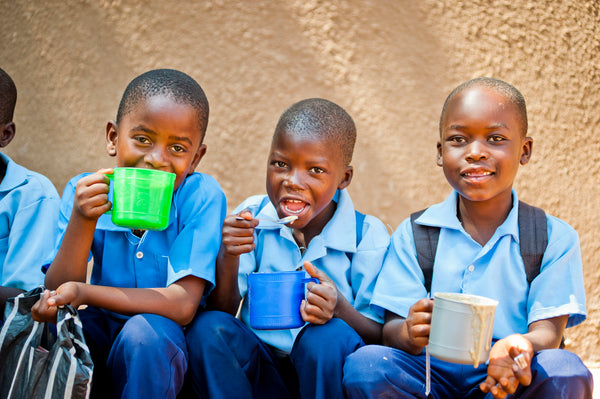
[130, 125, 194, 145]
[447, 122, 509, 130]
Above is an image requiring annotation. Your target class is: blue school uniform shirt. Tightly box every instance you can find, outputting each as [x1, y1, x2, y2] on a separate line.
[236, 189, 390, 354]
[0, 153, 60, 290]
[372, 190, 586, 340]
[45, 171, 226, 318]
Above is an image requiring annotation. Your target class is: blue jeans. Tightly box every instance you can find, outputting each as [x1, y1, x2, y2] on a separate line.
[343, 345, 593, 399]
[184, 310, 364, 399]
[79, 306, 187, 399]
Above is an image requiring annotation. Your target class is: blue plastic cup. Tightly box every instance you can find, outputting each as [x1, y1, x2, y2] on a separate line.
[248, 271, 318, 330]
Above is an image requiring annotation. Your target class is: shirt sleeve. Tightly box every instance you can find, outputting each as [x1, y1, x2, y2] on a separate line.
[370, 217, 429, 319]
[2, 186, 60, 290]
[527, 215, 587, 328]
[349, 214, 390, 324]
[166, 174, 227, 290]
[41, 175, 86, 273]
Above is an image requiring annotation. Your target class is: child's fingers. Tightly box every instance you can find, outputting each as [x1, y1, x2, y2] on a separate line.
[303, 261, 333, 285]
[300, 299, 329, 324]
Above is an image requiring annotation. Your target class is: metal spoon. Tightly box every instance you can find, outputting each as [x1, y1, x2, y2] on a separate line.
[235, 215, 298, 225]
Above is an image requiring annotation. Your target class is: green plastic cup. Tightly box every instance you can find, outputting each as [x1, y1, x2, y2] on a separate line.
[107, 168, 176, 231]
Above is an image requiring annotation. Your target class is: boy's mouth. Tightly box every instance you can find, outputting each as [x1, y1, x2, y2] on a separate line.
[461, 169, 494, 180]
[281, 199, 308, 216]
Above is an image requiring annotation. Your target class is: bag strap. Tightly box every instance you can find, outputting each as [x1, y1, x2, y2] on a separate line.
[411, 201, 548, 293]
[517, 201, 548, 284]
[410, 209, 439, 293]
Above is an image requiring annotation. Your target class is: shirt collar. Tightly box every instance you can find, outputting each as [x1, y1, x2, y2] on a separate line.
[416, 189, 520, 242]
[0, 152, 30, 192]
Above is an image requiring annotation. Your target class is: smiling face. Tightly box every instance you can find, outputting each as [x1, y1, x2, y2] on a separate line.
[106, 95, 206, 190]
[437, 85, 532, 205]
[266, 129, 352, 233]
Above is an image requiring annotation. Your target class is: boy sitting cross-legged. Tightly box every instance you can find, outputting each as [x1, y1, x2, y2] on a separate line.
[32, 69, 226, 399]
[185, 98, 390, 399]
[343, 77, 593, 399]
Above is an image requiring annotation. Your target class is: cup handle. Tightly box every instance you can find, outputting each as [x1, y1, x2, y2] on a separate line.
[105, 173, 114, 215]
[302, 277, 319, 284]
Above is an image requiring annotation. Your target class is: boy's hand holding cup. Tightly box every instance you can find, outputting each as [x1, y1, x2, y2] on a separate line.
[74, 168, 114, 221]
[300, 261, 338, 325]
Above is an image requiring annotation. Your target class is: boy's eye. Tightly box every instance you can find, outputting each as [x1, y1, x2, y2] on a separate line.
[272, 161, 287, 168]
[309, 167, 325, 174]
[170, 144, 186, 153]
[134, 136, 151, 144]
[447, 136, 466, 143]
[488, 135, 505, 142]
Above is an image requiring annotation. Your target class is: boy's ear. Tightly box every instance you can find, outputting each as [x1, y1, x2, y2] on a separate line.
[520, 136, 533, 165]
[0, 122, 16, 148]
[188, 143, 207, 173]
[105, 121, 118, 157]
[436, 142, 443, 167]
[337, 165, 353, 190]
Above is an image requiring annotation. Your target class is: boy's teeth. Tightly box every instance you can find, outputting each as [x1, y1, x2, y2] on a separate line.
[283, 200, 306, 214]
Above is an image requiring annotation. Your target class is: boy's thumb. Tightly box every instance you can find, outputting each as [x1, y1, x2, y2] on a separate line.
[303, 261, 330, 283]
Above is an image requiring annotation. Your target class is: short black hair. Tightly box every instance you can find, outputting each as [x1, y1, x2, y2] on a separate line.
[0, 68, 17, 125]
[274, 98, 356, 166]
[116, 69, 209, 140]
[439, 77, 528, 137]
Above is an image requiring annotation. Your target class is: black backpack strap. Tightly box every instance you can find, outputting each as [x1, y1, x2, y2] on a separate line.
[347, 210, 366, 262]
[410, 209, 439, 293]
[517, 201, 548, 284]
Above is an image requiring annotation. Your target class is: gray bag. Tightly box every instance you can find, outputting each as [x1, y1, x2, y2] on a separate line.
[0, 287, 93, 399]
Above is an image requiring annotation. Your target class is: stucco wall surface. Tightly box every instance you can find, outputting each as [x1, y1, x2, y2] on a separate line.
[1, 1, 599, 362]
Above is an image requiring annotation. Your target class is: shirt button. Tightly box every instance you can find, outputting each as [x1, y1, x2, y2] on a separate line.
[136, 251, 144, 259]
[468, 265, 475, 272]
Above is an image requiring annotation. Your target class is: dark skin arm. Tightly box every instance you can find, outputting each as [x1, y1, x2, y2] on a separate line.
[45, 170, 112, 288]
[207, 210, 258, 314]
[32, 276, 205, 326]
[39, 168, 205, 326]
[480, 315, 568, 399]
[301, 261, 382, 345]
[382, 298, 433, 354]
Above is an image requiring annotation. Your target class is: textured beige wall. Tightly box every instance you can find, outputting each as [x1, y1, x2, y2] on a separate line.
[1, 1, 599, 362]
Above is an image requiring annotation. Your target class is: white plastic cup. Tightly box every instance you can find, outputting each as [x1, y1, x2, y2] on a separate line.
[428, 292, 498, 367]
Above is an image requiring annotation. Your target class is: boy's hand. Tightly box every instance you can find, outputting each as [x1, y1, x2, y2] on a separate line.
[31, 289, 59, 323]
[74, 168, 113, 221]
[221, 209, 259, 257]
[31, 283, 87, 324]
[480, 334, 533, 398]
[300, 261, 337, 325]
[403, 298, 434, 350]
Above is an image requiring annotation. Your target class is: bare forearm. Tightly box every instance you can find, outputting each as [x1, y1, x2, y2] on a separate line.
[206, 249, 242, 314]
[77, 277, 205, 325]
[523, 316, 568, 352]
[334, 295, 382, 344]
[382, 317, 423, 355]
[45, 215, 96, 289]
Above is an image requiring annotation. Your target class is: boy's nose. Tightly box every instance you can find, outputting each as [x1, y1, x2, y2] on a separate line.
[465, 140, 488, 161]
[282, 170, 304, 190]
[145, 148, 169, 169]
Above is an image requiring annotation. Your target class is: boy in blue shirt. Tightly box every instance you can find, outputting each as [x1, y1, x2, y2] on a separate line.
[32, 69, 226, 399]
[342, 77, 592, 398]
[185, 98, 390, 399]
[0, 67, 60, 324]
